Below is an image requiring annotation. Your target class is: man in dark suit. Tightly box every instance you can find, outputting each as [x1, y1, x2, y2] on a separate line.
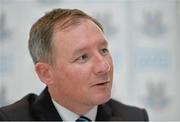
[0, 87, 148, 121]
[0, 8, 149, 121]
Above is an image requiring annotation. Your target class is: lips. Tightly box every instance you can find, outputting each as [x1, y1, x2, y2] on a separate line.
[92, 80, 110, 87]
[91, 75, 111, 87]
[96, 82, 108, 85]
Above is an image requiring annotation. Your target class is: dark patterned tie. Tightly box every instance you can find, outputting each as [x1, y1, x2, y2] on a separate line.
[76, 116, 92, 122]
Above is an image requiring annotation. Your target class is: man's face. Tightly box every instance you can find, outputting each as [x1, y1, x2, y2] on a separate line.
[50, 19, 113, 108]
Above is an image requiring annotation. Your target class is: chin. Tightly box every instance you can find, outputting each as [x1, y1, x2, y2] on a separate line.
[94, 92, 111, 105]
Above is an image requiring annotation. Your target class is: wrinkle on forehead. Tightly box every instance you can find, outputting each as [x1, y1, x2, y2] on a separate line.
[53, 18, 88, 33]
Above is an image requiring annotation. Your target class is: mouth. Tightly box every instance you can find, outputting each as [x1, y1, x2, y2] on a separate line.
[92, 81, 110, 87]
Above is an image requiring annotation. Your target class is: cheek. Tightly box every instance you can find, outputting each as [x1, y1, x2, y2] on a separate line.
[60, 64, 91, 82]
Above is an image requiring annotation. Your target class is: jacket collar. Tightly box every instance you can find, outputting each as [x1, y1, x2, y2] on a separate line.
[31, 87, 120, 120]
[96, 100, 123, 121]
[31, 87, 62, 120]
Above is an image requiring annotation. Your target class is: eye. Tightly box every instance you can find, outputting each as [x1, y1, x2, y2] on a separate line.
[75, 54, 89, 63]
[100, 48, 109, 56]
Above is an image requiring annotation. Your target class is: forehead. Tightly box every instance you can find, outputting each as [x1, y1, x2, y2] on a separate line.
[53, 17, 84, 33]
[52, 20, 107, 55]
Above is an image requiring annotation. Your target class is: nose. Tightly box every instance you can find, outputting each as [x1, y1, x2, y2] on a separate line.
[93, 54, 111, 75]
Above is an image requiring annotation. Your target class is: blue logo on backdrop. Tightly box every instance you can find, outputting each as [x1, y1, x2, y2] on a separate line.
[0, 55, 15, 75]
[93, 11, 118, 37]
[143, 81, 171, 109]
[0, 11, 11, 42]
[135, 48, 170, 71]
[140, 10, 167, 37]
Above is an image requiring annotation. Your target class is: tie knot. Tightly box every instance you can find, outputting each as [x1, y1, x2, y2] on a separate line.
[76, 116, 91, 122]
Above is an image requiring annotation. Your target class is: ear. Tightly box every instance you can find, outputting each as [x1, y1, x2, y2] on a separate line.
[35, 62, 54, 85]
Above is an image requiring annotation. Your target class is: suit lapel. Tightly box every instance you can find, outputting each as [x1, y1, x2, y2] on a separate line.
[96, 103, 112, 121]
[31, 87, 123, 121]
[96, 100, 123, 121]
[31, 87, 62, 121]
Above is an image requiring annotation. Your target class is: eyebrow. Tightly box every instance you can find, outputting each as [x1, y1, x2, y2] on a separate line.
[72, 39, 108, 56]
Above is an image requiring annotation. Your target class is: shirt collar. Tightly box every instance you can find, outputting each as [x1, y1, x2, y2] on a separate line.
[52, 98, 97, 121]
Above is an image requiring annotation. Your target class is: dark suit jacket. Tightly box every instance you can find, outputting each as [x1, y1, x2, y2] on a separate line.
[0, 87, 149, 121]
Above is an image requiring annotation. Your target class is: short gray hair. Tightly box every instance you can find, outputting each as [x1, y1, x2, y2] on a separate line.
[28, 8, 103, 64]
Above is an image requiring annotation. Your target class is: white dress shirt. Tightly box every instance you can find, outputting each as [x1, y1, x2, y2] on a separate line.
[52, 99, 97, 121]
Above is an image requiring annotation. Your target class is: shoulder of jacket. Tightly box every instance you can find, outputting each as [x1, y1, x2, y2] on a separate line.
[0, 93, 37, 120]
[107, 99, 143, 111]
[0, 93, 37, 110]
[106, 99, 149, 121]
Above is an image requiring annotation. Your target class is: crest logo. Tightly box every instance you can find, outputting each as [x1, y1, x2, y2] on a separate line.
[141, 10, 167, 37]
[0, 11, 11, 42]
[143, 81, 171, 109]
[93, 11, 118, 37]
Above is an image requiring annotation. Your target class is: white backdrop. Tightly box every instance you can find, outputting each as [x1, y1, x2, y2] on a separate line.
[0, 0, 180, 120]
